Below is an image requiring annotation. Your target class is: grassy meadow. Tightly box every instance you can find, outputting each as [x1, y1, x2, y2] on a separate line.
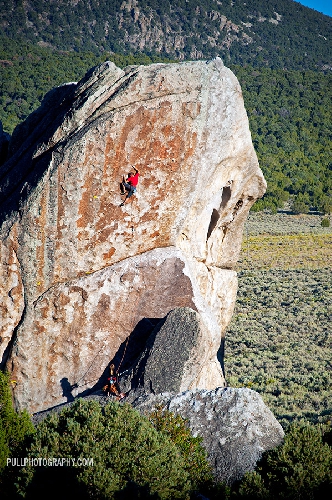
[225, 212, 331, 429]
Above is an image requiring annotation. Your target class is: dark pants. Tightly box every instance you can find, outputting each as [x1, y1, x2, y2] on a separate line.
[123, 182, 136, 198]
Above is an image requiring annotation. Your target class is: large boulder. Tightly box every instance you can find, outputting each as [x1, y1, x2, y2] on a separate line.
[132, 387, 285, 485]
[120, 307, 225, 394]
[0, 58, 266, 412]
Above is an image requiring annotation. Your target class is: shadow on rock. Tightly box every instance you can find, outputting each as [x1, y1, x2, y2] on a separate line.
[73, 317, 164, 399]
[112, 317, 164, 374]
[60, 377, 75, 402]
[0, 84, 76, 225]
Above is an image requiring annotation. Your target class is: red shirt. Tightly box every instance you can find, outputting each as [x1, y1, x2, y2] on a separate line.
[128, 172, 139, 187]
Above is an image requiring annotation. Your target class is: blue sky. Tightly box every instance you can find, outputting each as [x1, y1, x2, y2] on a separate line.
[295, 0, 332, 17]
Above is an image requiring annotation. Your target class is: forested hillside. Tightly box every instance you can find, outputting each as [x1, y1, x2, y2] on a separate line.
[234, 66, 332, 214]
[0, 0, 331, 71]
[0, 35, 173, 133]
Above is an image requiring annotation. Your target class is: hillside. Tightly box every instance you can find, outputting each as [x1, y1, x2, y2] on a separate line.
[234, 66, 332, 214]
[0, 35, 174, 133]
[0, 0, 331, 71]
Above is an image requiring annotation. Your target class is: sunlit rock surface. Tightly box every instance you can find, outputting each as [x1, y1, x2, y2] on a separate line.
[0, 58, 266, 412]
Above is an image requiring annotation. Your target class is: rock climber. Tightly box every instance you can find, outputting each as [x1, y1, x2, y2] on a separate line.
[120, 165, 140, 206]
[103, 364, 125, 400]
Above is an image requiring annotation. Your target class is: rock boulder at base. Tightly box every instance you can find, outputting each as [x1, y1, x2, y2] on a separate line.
[0, 58, 266, 412]
[132, 387, 285, 484]
[120, 307, 224, 394]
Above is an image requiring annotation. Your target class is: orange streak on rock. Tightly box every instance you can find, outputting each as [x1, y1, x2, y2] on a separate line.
[103, 247, 116, 260]
[149, 231, 160, 238]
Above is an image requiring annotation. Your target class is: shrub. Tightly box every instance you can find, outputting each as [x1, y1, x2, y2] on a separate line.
[238, 423, 332, 499]
[149, 407, 213, 491]
[15, 399, 199, 499]
[0, 371, 34, 471]
[291, 195, 310, 215]
[321, 218, 330, 227]
[0, 371, 35, 499]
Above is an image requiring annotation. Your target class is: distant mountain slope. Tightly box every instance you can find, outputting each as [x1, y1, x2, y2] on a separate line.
[0, 0, 331, 71]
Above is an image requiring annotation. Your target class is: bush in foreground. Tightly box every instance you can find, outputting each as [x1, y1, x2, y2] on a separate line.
[237, 423, 332, 499]
[14, 399, 210, 499]
[2, 371, 332, 499]
[0, 371, 34, 471]
[0, 371, 35, 498]
[149, 407, 213, 494]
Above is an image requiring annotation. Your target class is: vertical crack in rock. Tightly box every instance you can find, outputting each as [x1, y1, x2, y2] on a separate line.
[1, 301, 26, 370]
[0, 242, 25, 363]
[220, 185, 232, 209]
[207, 208, 220, 240]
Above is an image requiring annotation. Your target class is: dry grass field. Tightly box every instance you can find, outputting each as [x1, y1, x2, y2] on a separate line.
[238, 233, 332, 270]
[225, 212, 331, 428]
[238, 212, 332, 271]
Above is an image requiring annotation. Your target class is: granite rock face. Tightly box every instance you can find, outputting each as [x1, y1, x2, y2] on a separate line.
[0, 59, 266, 412]
[132, 387, 285, 484]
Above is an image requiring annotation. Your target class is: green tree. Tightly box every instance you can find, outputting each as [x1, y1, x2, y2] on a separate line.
[0, 371, 35, 499]
[291, 193, 310, 214]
